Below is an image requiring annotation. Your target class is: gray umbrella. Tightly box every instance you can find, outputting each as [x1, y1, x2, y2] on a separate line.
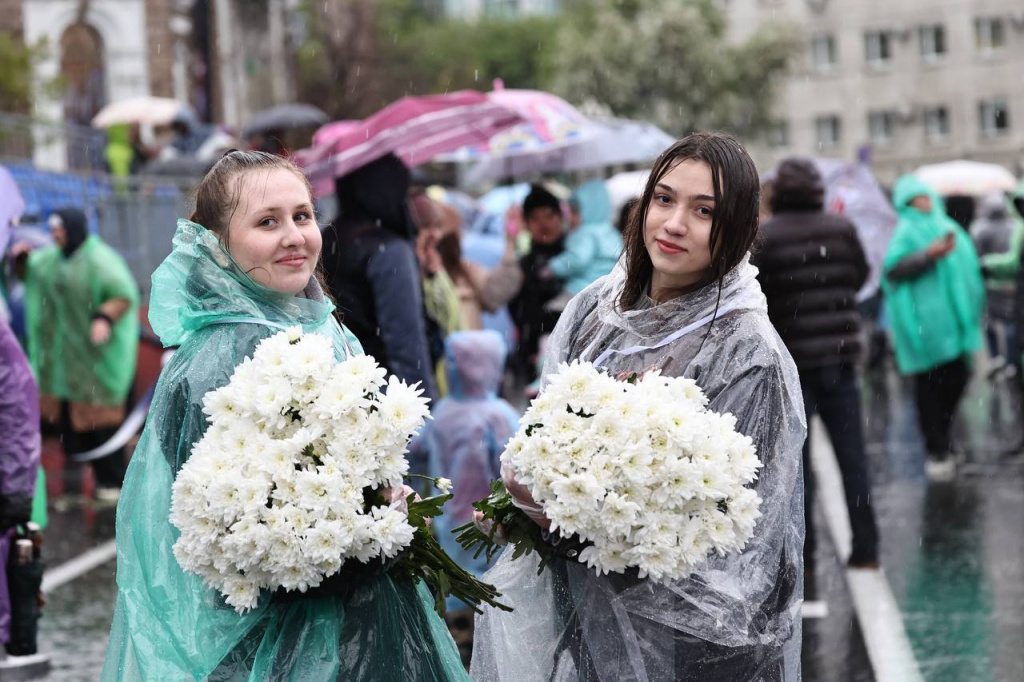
[241, 104, 329, 138]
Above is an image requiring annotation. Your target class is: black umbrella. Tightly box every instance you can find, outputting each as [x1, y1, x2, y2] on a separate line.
[241, 104, 329, 138]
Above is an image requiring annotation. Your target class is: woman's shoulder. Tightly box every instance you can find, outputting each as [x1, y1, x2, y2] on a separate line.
[703, 307, 794, 375]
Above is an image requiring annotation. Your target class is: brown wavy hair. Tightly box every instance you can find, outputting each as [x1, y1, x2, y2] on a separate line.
[618, 131, 760, 311]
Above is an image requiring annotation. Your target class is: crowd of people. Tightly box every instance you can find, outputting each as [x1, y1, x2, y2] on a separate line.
[0, 127, 1021, 678]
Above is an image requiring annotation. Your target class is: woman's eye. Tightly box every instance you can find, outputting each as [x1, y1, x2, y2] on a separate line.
[295, 211, 312, 222]
[259, 217, 277, 227]
[655, 194, 671, 205]
[696, 206, 713, 217]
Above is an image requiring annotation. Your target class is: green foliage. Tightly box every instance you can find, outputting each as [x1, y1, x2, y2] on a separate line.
[0, 34, 52, 112]
[551, 0, 799, 139]
[453, 479, 557, 573]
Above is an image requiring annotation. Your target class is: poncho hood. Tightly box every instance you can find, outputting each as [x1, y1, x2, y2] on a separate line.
[571, 179, 613, 226]
[444, 331, 506, 399]
[149, 219, 335, 347]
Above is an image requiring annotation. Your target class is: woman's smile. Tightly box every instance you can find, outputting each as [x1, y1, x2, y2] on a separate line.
[655, 239, 686, 255]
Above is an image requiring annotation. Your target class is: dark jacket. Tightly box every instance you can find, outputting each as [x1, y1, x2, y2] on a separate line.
[321, 155, 438, 402]
[754, 161, 869, 369]
[508, 238, 565, 372]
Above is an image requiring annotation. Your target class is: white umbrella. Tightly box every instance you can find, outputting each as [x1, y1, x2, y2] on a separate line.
[605, 170, 650, 217]
[92, 96, 189, 128]
[913, 160, 1018, 196]
[461, 117, 673, 186]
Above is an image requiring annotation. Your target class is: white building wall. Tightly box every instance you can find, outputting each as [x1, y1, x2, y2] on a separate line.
[23, 0, 150, 170]
[726, 0, 1024, 182]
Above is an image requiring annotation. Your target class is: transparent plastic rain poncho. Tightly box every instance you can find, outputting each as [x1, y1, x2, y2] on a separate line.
[102, 220, 468, 681]
[472, 256, 806, 682]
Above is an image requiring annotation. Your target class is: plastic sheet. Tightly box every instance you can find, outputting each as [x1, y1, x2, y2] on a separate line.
[102, 220, 468, 681]
[472, 257, 805, 681]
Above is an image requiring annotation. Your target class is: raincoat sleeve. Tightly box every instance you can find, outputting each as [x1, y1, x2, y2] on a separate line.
[466, 256, 523, 313]
[980, 220, 1024, 280]
[548, 228, 596, 282]
[0, 321, 40, 528]
[94, 244, 141, 308]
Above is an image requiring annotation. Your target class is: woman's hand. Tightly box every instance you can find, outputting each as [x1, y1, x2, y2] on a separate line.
[501, 462, 551, 530]
[90, 317, 112, 345]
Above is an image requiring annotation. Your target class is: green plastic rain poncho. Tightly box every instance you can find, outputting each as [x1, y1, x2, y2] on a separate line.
[25, 217, 140, 411]
[102, 220, 468, 681]
[881, 175, 985, 375]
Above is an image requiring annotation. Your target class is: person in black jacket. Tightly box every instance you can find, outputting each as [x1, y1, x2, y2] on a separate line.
[753, 158, 880, 572]
[507, 185, 566, 387]
[320, 154, 438, 404]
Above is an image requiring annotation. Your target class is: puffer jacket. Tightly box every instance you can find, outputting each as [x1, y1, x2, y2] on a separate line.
[753, 159, 869, 368]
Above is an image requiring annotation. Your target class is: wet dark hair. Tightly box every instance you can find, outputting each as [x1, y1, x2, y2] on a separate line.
[190, 149, 314, 248]
[618, 131, 760, 311]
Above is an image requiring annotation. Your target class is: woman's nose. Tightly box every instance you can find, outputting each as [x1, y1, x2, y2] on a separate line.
[282, 221, 306, 247]
[662, 209, 688, 235]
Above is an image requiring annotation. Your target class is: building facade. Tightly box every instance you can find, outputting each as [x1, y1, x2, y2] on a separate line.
[2, 0, 297, 170]
[725, 0, 1024, 181]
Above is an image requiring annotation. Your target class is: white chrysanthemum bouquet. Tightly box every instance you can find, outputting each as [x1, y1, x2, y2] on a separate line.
[170, 327, 507, 614]
[458, 361, 763, 583]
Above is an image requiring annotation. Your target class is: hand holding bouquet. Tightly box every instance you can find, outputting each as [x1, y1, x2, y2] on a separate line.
[457, 361, 763, 583]
[170, 327, 508, 614]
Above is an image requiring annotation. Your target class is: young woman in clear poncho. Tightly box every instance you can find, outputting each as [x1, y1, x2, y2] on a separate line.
[101, 151, 468, 681]
[471, 132, 806, 682]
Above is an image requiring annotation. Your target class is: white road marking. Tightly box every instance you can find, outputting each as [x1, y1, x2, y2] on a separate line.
[40, 539, 117, 594]
[810, 418, 924, 682]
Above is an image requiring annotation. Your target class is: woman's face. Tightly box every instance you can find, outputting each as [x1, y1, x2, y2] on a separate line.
[644, 159, 715, 301]
[226, 168, 321, 296]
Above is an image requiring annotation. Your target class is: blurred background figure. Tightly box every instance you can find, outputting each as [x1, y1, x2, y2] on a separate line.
[435, 199, 522, 332]
[411, 190, 463, 396]
[507, 184, 567, 391]
[408, 330, 519, 666]
[753, 158, 879, 574]
[0, 318, 44, 659]
[972, 191, 1024, 379]
[16, 208, 139, 500]
[547, 178, 622, 301]
[321, 154, 438, 404]
[882, 176, 985, 482]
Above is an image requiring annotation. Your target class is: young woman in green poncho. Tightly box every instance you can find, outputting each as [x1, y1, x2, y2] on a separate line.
[881, 175, 985, 482]
[16, 207, 140, 499]
[101, 151, 469, 681]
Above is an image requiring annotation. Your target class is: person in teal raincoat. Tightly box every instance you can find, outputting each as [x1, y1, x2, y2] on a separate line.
[881, 175, 985, 481]
[547, 179, 623, 296]
[102, 151, 468, 681]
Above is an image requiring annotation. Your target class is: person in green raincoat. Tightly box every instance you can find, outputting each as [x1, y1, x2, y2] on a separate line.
[881, 175, 985, 481]
[20, 208, 139, 497]
[102, 151, 469, 681]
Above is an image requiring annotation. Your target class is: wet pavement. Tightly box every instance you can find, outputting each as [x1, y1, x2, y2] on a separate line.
[28, 358, 1024, 681]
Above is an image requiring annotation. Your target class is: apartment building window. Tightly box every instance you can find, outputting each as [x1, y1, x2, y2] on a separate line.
[768, 121, 790, 148]
[919, 25, 946, 62]
[979, 98, 1010, 137]
[865, 30, 892, 68]
[811, 35, 837, 72]
[868, 111, 897, 146]
[975, 18, 1006, 53]
[923, 106, 950, 141]
[815, 115, 841, 149]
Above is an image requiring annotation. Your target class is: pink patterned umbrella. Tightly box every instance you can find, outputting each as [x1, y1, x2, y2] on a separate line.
[294, 91, 523, 197]
[438, 81, 592, 163]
